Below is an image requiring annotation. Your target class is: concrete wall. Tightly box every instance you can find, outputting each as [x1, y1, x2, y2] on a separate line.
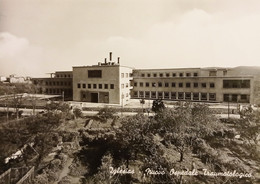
[73, 65, 121, 104]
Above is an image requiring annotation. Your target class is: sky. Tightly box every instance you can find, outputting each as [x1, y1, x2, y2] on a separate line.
[0, 0, 260, 77]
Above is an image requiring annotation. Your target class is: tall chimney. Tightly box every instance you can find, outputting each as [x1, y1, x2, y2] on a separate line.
[109, 52, 112, 61]
[117, 57, 120, 64]
[105, 58, 107, 64]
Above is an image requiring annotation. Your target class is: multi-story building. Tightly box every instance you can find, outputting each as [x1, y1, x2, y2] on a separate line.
[131, 66, 260, 105]
[32, 71, 73, 99]
[73, 52, 133, 105]
[31, 52, 260, 105]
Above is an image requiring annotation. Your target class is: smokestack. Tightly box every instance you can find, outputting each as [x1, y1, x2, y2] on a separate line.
[105, 58, 107, 64]
[117, 57, 120, 64]
[109, 52, 112, 61]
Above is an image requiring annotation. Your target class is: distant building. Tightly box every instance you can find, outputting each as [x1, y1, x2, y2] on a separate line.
[32, 71, 73, 100]
[5, 75, 31, 83]
[73, 52, 133, 105]
[31, 52, 260, 105]
[0, 76, 7, 82]
[132, 66, 260, 105]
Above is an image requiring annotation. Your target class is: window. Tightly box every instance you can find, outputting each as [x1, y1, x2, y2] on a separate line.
[194, 83, 198, 88]
[179, 73, 183, 77]
[201, 93, 207, 100]
[82, 94, 86, 99]
[57, 75, 59, 78]
[210, 83, 215, 88]
[139, 91, 144, 97]
[223, 94, 230, 102]
[126, 83, 129, 88]
[46, 81, 48, 85]
[164, 92, 169, 99]
[166, 73, 170, 77]
[159, 73, 163, 77]
[209, 71, 217, 76]
[121, 73, 124, 78]
[186, 73, 191, 77]
[223, 80, 250, 88]
[134, 82, 137, 87]
[186, 83, 191, 88]
[153, 73, 157, 77]
[185, 92, 191, 100]
[110, 84, 114, 89]
[223, 70, 227, 76]
[193, 93, 199, 100]
[57, 82, 60, 86]
[121, 84, 124, 88]
[64, 75, 67, 78]
[209, 93, 216, 101]
[139, 82, 143, 87]
[171, 92, 176, 99]
[126, 73, 128, 78]
[83, 84, 86, 88]
[165, 82, 169, 87]
[145, 91, 150, 98]
[99, 84, 102, 89]
[194, 73, 198, 77]
[158, 92, 163, 98]
[88, 84, 91, 89]
[172, 82, 176, 87]
[158, 82, 162, 87]
[152, 82, 156, 87]
[202, 83, 207, 88]
[141, 73, 145, 77]
[146, 82, 149, 87]
[241, 94, 247, 100]
[151, 91, 156, 98]
[134, 91, 138, 97]
[88, 70, 102, 78]
[77, 83, 81, 88]
[178, 92, 184, 99]
[105, 84, 108, 89]
[62, 82, 64, 85]
[179, 83, 183, 88]
[147, 73, 151, 77]
[172, 73, 176, 77]
[93, 84, 97, 89]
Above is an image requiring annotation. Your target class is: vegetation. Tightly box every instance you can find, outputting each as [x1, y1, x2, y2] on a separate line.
[0, 100, 259, 184]
[97, 106, 117, 122]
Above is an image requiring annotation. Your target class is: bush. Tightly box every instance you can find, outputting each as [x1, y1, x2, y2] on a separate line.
[73, 107, 82, 119]
[97, 107, 116, 122]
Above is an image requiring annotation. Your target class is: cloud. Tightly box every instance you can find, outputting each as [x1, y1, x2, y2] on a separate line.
[0, 32, 29, 58]
[0, 32, 47, 77]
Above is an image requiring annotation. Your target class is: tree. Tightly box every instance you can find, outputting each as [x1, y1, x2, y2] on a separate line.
[153, 104, 224, 162]
[140, 98, 145, 112]
[152, 99, 165, 113]
[73, 107, 82, 119]
[97, 107, 116, 122]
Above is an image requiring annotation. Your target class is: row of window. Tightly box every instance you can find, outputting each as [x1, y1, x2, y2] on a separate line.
[121, 73, 132, 78]
[133, 91, 216, 101]
[56, 74, 71, 78]
[139, 72, 198, 78]
[45, 81, 72, 86]
[77, 83, 115, 89]
[134, 82, 215, 88]
[45, 88, 72, 95]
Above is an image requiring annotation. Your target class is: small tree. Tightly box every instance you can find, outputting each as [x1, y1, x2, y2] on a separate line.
[97, 107, 116, 122]
[152, 99, 165, 113]
[73, 107, 82, 119]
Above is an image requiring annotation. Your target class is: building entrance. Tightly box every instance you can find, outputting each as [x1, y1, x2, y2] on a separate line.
[91, 93, 98, 103]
